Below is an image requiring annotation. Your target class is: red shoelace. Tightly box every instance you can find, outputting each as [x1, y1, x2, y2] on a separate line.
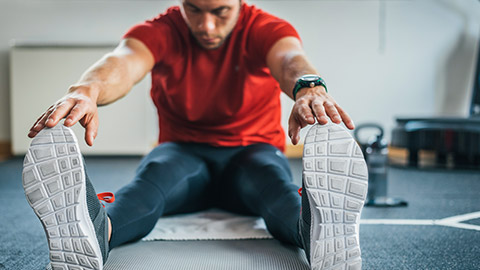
[298, 187, 302, 197]
[97, 192, 115, 207]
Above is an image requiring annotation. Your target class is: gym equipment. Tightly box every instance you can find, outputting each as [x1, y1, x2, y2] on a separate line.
[354, 123, 408, 207]
[390, 35, 480, 169]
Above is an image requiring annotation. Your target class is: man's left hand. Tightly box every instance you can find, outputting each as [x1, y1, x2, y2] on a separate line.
[288, 86, 355, 145]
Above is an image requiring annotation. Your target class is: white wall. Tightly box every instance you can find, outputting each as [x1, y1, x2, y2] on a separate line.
[268, 0, 479, 141]
[0, 0, 179, 144]
[10, 47, 158, 155]
[1, 0, 479, 145]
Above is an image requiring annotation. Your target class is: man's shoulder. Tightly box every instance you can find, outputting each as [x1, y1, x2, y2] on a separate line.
[242, 3, 273, 19]
[146, 6, 183, 26]
[241, 3, 290, 28]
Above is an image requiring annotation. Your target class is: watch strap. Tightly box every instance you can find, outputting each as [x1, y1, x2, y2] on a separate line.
[292, 76, 327, 101]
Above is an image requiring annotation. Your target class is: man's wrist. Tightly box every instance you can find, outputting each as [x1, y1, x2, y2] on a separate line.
[292, 74, 327, 101]
[68, 83, 101, 103]
[294, 85, 327, 100]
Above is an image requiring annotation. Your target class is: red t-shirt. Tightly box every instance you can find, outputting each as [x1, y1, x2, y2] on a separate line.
[123, 3, 300, 151]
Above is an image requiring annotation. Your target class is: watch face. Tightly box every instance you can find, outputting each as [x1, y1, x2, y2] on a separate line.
[302, 74, 320, 81]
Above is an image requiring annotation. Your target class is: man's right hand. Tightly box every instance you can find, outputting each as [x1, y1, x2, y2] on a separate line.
[28, 86, 99, 146]
[27, 38, 155, 147]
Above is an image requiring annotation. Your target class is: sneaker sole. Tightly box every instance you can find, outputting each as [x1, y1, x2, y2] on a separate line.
[23, 125, 103, 270]
[303, 123, 368, 270]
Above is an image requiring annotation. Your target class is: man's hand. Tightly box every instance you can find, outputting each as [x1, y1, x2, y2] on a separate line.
[265, 37, 356, 145]
[27, 38, 155, 147]
[288, 86, 355, 145]
[28, 86, 99, 146]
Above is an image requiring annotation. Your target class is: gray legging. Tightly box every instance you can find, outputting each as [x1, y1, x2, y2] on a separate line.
[107, 142, 302, 249]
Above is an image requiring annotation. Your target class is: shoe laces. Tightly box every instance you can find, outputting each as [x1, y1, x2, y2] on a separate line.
[97, 192, 115, 207]
[298, 187, 302, 197]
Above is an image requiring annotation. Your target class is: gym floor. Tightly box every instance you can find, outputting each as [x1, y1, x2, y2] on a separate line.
[1, 156, 479, 270]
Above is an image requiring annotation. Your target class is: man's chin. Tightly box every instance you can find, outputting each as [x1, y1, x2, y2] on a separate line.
[196, 38, 225, 50]
[201, 44, 221, 50]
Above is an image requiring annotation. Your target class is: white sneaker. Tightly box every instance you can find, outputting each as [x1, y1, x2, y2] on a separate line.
[299, 123, 368, 270]
[23, 125, 113, 270]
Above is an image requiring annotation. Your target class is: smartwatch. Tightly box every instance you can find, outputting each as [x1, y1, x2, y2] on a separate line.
[292, 74, 327, 100]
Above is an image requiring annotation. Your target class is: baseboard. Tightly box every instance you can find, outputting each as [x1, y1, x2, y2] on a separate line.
[284, 144, 303, 158]
[0, 141, 12, 161]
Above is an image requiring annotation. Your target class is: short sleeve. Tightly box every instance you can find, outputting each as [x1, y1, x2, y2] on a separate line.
[248, 13, 301, 63]
[123, 20, 170, 63]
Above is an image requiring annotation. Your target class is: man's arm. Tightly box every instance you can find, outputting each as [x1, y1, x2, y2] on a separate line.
[28, 38, 155, 146]
[266, 36, 354, 145]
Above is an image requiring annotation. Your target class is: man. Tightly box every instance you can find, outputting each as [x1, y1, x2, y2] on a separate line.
[24, 0, 368, 269]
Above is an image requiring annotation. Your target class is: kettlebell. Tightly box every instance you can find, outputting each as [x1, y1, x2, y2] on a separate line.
[354, 124, 388, 202]
[354, 123, 408, 206]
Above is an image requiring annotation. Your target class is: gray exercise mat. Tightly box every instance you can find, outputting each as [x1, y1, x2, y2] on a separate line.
[105, 240, 309, 270]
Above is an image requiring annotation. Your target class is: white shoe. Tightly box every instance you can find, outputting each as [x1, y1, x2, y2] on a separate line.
[23, 125, 112, 270]
[299, 123, 368, 270]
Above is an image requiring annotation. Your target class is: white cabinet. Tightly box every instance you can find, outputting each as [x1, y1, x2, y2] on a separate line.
[10, 45, 158, 155]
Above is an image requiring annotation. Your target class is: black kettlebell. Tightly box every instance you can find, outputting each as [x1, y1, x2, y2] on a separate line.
[354, 123, 388, 202]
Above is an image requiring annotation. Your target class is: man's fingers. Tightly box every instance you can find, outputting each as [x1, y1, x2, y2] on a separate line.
[28, 91, 100, 142]
[31, 112, 48, 131]
[45, 100, 75, 128]
[82, 114, 99, 147]
[323, 101, 341, 124]
[289, 89, 356, 139]
[311, 100, 328, 125]
[336, 105, 355, 130]
[296, 102, 316, 126]
[288, 122, 301, 145]
[64, 102, 88, 127]
[28, 112, 50, 138]
[288, 101, 316, 145]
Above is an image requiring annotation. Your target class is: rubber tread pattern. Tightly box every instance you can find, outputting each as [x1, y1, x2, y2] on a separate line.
[303, 123, 368, 270]
[23, 125, 104, 270]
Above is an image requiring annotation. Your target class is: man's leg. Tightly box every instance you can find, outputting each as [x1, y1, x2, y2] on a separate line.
[218, 124, 368, 270]
[218, 143, 303, 247]
[107, 142, 213, 249]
